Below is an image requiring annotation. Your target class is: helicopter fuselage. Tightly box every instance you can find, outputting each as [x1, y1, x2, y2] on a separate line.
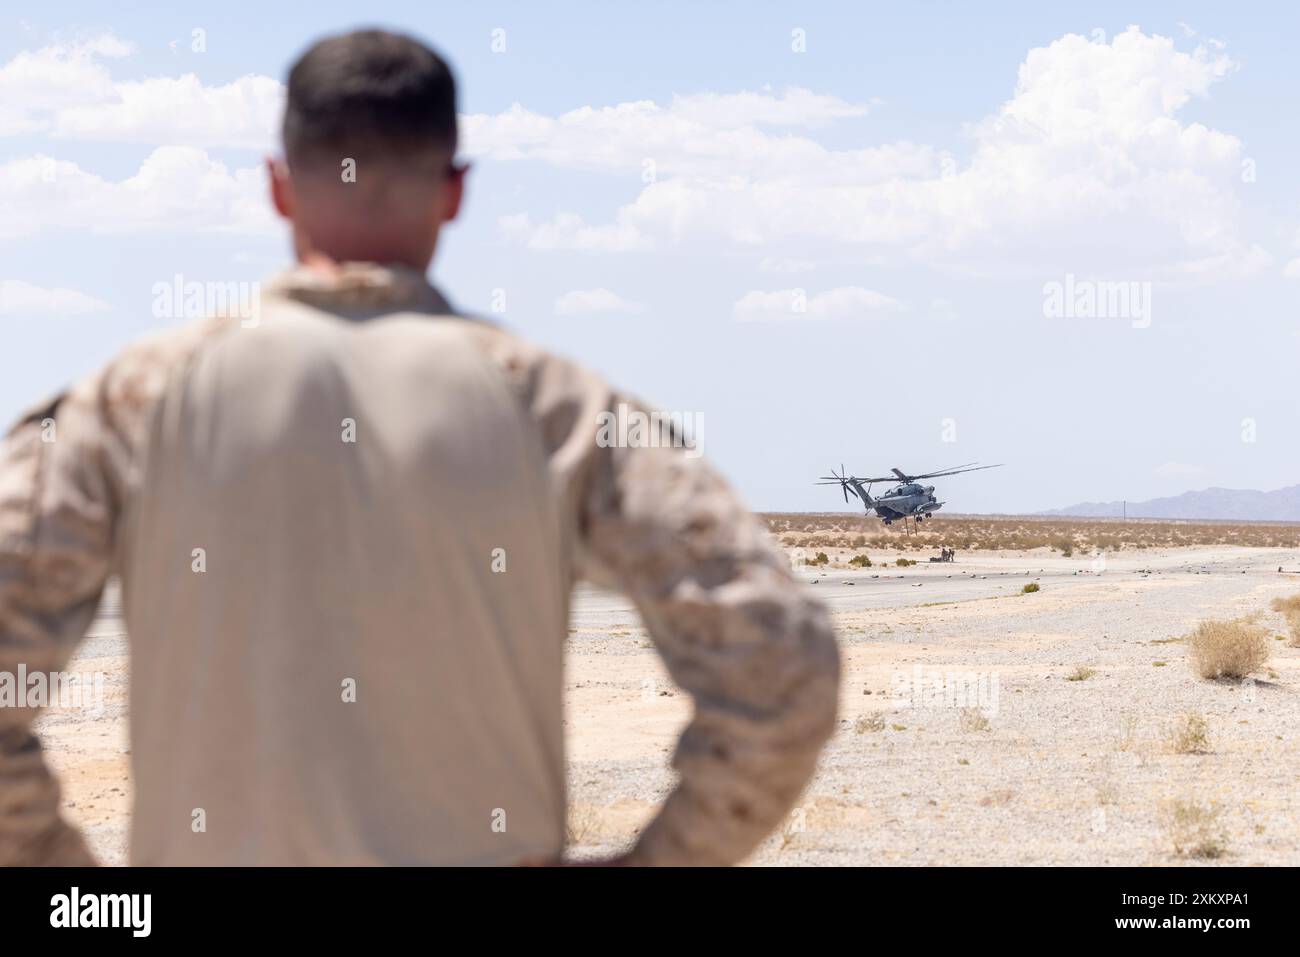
[867, 482, 941, 524]
[820, 463, 1000, 527]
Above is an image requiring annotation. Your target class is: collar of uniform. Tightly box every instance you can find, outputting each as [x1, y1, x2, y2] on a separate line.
[265, 262, 454, 315]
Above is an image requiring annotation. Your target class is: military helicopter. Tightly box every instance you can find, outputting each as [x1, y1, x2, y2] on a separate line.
[816, 462, 1002, 529]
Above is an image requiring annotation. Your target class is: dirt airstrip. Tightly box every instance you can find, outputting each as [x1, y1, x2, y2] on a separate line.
[39, 516, 1300, 865]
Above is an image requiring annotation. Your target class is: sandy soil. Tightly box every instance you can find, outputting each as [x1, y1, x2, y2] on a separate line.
[41, 543, 1300, 865]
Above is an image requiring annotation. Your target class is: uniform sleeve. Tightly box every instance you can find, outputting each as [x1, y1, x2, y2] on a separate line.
[0, 389, 116, 865]
[578, 397, 840, 866]
[0, 318, 228, 866]
[470, 326, 841, 865]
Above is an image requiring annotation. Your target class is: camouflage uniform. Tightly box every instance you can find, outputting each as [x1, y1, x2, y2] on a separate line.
[0, 263, 839, 866]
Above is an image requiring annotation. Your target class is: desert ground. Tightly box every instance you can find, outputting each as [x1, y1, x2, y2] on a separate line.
[38, 515, 1300, 865]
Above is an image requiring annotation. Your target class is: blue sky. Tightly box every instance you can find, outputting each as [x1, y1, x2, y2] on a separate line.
[4, 2, 1300, 512]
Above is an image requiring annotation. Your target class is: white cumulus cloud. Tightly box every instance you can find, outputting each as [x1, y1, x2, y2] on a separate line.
[53, 73, 282, 149]
[0, 279, 110, 316]
[483, 28, 1267, 280]
[553, 288, 647, 316]
[500, 212, 647, 252]
[0, 147, 275, 239]
[0, 32, 282, 149]
[732, 286, 903, 322]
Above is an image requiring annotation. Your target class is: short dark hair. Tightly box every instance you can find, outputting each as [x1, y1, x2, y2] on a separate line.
[282, 29, 458, 171]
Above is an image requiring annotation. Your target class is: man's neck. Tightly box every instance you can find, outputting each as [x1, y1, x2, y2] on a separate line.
[293, 229, 436, 275]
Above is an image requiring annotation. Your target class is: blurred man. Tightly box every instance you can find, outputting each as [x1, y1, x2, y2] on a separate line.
[0, 29, 838, 866]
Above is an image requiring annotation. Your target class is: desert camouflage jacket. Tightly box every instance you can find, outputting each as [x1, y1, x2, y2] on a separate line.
[0, 263, 839, 866]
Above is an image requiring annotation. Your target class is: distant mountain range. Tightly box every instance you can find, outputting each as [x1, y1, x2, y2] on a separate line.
[1048, 485, 1300, 522]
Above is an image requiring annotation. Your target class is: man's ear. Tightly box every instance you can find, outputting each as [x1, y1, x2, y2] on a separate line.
[267, 156, 294, 219]
[441, 162, 469, 223]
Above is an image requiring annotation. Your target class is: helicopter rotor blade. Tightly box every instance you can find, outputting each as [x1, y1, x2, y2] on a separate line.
[909, 463, 1004, 481]
[825, 462, 1001, 486]
[910, 462, 977, 478]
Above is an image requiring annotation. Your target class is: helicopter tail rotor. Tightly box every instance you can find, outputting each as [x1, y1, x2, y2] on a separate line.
[815, 465, 877, 509]
[815, 464, 861, 504]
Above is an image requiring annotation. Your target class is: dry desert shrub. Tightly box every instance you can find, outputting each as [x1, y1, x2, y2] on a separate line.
[1066, 665, 1096, 682]
[958, 708, 991, 732]
[978, 788, 1016, 807]
[1166, 712, 1211, 754]
[854, 713, 886, 734]
[1162, 799, 1227, 859]
[1269, 594, 1300, 614]
[762, 513, 1300, 552]
[1187, 617, 1270, 679]
[566, 805, 599, 846]
[1270, 594, 1300, 647]
[1114, 712, 1139, 751]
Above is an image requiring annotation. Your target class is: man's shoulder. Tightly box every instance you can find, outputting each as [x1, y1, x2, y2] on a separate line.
[90, 315, 243, 415]
[7, 316, 239, 438]
[447, 316, 615, 417]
